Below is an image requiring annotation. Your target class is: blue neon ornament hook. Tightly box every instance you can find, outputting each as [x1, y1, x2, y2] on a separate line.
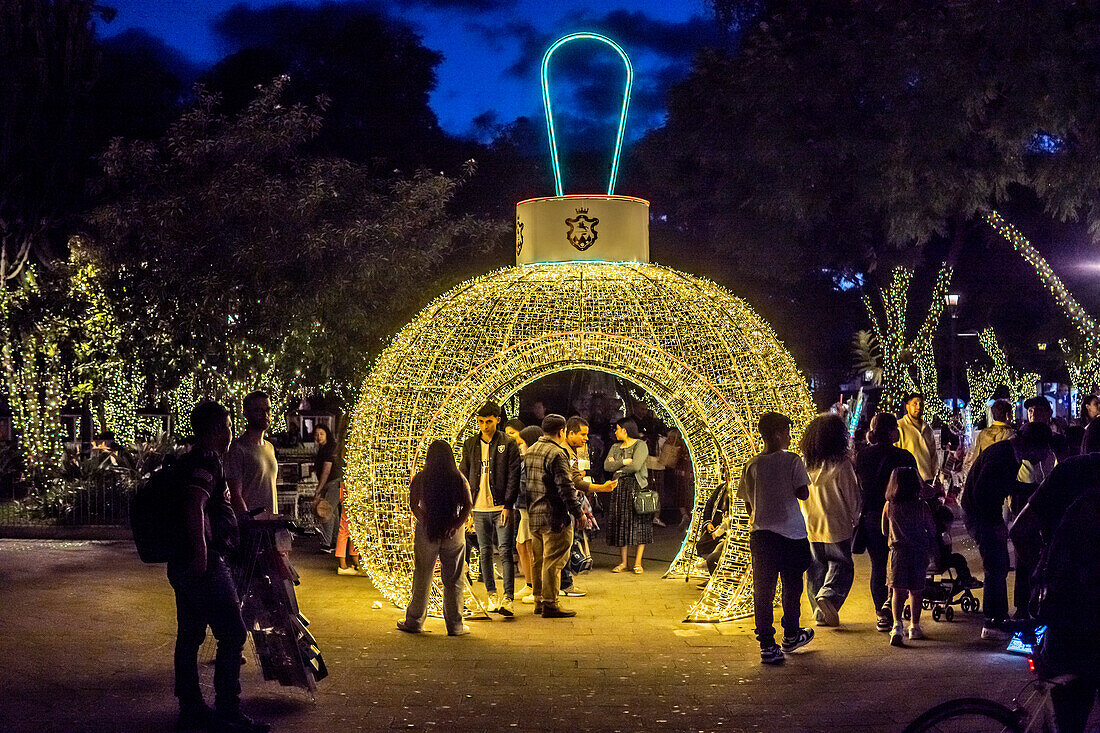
[541, 32, 633, 196]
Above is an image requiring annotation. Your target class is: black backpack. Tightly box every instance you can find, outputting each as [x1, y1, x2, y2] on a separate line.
[131, 458, 183, 564]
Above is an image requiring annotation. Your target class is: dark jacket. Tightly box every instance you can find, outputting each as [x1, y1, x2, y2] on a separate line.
[524, 436, 584, 532]
[855, 442, 918, 517]
[459, 430, 522, 510]
[961, 439, 1023, 528]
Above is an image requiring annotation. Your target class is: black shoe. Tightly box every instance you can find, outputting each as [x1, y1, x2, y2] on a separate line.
[212, 709, 270, 733]
[540, 603, 577, 618]
[178, 702, 214, 731]
[533, 601, 543, 615]
[760, 644, 785, 665]
[781, 628, 814, 653]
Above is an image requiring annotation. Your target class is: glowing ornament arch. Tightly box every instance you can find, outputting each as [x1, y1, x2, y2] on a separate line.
[344, 262, 815, 621]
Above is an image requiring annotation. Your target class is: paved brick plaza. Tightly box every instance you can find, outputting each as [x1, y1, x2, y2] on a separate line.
[0, 528, 1042, 732]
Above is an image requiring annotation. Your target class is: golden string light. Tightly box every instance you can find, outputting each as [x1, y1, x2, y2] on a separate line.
[864, 264, 953, 420]
[965, 328, 1039, 421]
[985, 211, 1100, 412]
[344, 261, 815, 622]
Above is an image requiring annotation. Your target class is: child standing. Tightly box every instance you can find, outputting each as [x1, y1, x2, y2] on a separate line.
[881, 466, 936, 647]
[737, 412, 815, 665]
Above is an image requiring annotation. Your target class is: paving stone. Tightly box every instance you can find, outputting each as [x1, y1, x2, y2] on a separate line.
[0, 530, 1078, 732]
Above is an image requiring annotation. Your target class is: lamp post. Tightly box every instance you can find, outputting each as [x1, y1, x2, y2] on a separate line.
[945, 293, 961, 419]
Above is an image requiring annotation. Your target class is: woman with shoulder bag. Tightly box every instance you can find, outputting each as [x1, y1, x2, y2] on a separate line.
[604, 418, 652, 573]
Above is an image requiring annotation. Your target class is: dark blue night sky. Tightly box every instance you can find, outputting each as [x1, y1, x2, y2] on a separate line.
[97, 0, 714, 138]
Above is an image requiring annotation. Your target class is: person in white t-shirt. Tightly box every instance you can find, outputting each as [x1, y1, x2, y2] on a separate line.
[225, 391, 279, 517]
[736, 411, 815, 665]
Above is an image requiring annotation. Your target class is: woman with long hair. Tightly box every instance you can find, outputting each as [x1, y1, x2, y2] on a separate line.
[398, 440, 474, 636]
[798, 412, 861, 626]
[604, 417, 651, 573]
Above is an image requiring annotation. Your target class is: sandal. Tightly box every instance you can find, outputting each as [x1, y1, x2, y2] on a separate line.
[611, 563, 627, 573]
[633, 566, 644, 574]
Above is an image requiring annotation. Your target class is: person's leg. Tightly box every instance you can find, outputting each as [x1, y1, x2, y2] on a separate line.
[822, 540, 855, 611]
[168, 572, 208, 711]
[778, 536, 811, 640]
[493, 512, 514, 600]
[200, 560, 248, 716]
[974, 522, 1010, 625]
[542, 525, 574, 605]
[321, 480, 340, 547]
[404, 526, 439, 630]
[619, 545, 628, 569]
[1012, 533, 1041, 619]
[806, 541, 827, 619]
[517, 541, 532, 585]
[471, 512, 498, 598]
[865, 515, 890, 611]
[634, 543, 645, 569]
[438, 531, 466, 634]
[560, 564, 573, 592]
[530, 531, 545, 603]
[749, 531, 780, 648]
[890, 587, 906, 644]
[909, 590, 924, 627]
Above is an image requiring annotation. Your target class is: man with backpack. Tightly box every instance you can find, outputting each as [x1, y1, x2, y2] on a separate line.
[168, 400, 269, 733]
[961, 421, 1052, 641]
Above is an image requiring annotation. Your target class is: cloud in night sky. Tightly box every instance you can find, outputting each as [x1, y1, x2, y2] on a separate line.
[470, 10, 719, 140]
[97, 0, 715, 138]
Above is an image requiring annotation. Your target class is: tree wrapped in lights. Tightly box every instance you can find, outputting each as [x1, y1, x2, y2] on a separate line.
[863, 265, 953, 420]
[344, 262, 815, 622]
[985, 211, 1100, 412]
[965, 329, 1039, 422]
[0, 269, 70, 473]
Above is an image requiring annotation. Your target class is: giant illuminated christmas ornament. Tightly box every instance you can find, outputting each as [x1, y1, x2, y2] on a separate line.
[344, 33, 815, 622]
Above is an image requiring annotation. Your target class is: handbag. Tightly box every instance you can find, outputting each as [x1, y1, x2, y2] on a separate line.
[633, 487, 660, 515]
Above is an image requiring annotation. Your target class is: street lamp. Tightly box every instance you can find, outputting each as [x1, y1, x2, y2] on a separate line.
[945, 293, 961, 418]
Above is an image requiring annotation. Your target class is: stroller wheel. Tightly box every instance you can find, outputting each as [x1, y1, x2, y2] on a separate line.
[921, 598, 932, 610]
[945, 605, 954, 622]
[960, 597, 974, 613]
[903, 604, 911, 621]
[932, 605, 943, 622]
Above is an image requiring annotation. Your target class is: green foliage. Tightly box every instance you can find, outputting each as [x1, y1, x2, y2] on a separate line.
[87, 78, 503, 412]
[647, 1, 1100, 279]
[850, 330, 882, 386]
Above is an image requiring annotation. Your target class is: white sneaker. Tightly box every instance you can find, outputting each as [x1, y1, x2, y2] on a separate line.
[516, 585, 534, 601]
[336, 566, 357, 575]
[521, 594, 536, 604]
[497, 598, 514, 617]
[981, 626, 1008, 641]
[908, 625, 925, 640]
[448, 624, 471, 636]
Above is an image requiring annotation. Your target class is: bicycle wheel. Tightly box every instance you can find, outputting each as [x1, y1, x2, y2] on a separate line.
[903, 697, 1023, 733]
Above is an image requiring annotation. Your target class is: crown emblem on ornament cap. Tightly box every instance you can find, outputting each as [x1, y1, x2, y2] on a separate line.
[515, 32, 649, 265]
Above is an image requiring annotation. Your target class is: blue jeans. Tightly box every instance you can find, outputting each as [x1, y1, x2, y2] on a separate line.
[317, 479, 341, 547]
[473, 510, 514, 599]
[167, 558, 247, 713]
[807, 539, 855, 619]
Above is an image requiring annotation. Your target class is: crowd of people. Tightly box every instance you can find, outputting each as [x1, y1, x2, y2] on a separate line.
[153, 386, 1099, 732]
[737, 391, 1099, 732]
[397, 401, 673, 633]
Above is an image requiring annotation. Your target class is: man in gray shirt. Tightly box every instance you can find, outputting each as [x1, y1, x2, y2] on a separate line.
[225, 391, 279, 516]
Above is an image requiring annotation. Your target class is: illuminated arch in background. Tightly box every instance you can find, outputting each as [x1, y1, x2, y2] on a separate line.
[344, 262, 815, 622]
[541, 32, 633, 196]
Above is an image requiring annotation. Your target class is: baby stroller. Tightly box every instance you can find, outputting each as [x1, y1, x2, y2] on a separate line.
[904, 498, 982, 623]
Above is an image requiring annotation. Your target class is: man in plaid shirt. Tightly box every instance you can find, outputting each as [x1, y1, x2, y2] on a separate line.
[523, 414, 590, 618]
